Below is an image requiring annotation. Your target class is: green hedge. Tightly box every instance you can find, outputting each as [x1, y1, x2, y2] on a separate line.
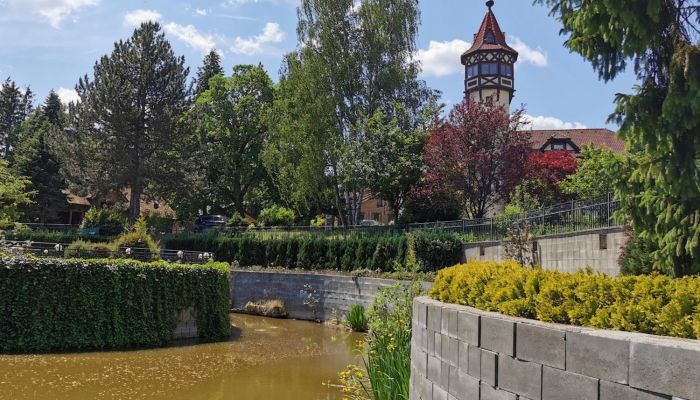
[0, 256, 231, 352]
[4, 230, 114, 244]
[430, 260, 700, 339]
[162, 231, 463, 272]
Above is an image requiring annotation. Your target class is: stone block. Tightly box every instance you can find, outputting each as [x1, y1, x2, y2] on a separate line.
[433, 384, 448, 400]
[413, 346, 428, 378]
[428, 305, 442, 332]
[457, 311, 480, 345]
[443, 336, 459, 367]
[516, 323, 565, 369]
[428, 355, 441, 384]
[415, 299, 428, 328]
[442, 308, 457, 337]
[458, 341, 469, 372]
[480, 315, 515, 356]
[419, 374, 433, 400]
[629, 337, 700, 400]
[480, 382, 517, 400]
[467, 345, 481, 379]
[566, 331, 630, 384]
[435, 332, 443, 359]
[497, 355, 542, 400]
[480, 349, 498, 387]
[599, 380, 670, 400]
[542, 365, 598, 400]
[440, 361, 450, 389]
[448, 366, 480, 400]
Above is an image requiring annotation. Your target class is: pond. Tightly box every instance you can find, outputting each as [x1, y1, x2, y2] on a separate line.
[0, 314, 365, 400]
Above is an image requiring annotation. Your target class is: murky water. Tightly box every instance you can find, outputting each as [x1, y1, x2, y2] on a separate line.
[0, 314, 364, 400]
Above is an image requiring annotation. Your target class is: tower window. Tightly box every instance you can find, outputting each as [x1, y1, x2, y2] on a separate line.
[481, 63, 498, 75]
[485, 31, 496, 44]
[500, 64, 513, 76]
[467, 65, 479, 78]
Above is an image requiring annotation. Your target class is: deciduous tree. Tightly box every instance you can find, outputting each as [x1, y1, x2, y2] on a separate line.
[0, 78, 33, 160]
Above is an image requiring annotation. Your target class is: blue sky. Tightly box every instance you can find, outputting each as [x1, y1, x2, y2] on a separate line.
[0, 0, 637, 130]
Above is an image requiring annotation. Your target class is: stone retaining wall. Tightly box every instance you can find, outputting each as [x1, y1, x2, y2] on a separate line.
[410, 297, 699, 400]
[229, 270, 431, 321]
[463, 227, 626, 276]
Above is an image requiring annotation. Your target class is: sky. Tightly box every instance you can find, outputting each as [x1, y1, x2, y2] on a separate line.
[0, 0, 638, 130]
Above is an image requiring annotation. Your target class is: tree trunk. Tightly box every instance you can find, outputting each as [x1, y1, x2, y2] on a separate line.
[129, 184, 142, 225]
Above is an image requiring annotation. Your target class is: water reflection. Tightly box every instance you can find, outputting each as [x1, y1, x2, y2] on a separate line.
[0, 314, 364, 400]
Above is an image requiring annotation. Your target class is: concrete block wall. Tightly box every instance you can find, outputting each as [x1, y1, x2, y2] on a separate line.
[173, 307, 199, 339]
[230, 270, 431, 321]
[462, 228, 626, 276]
[410, 297, 700, 400]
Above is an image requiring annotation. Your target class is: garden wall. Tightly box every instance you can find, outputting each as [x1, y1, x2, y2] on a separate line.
[229, 270, 431, 321]
[410, 296, 700, 400]
[462, 227, 626, 276]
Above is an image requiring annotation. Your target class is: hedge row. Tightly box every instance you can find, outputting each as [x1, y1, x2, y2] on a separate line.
[0, 256, 231, 352]
[430, 261, 700, 339]
[4, 230, 115, 244]
[162, 230, 463, 272]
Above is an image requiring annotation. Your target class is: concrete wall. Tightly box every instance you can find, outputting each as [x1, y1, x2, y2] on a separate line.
[463, 227, 626, 276]
[173, 308, 198, 339]
[229, 270, 431, 321]
[410, 296, 700, 400]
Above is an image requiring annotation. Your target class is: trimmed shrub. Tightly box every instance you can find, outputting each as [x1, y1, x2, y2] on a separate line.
[4, 230, 114, 244]
[430, 261, 700, 339]
[113, 218, 160, 260]
[412, 229, 462, 272]
[64, 240, 115, 259]
[81, 207, 127, 236]
[619, 227, 662, 276]
[257, 205, 295, 227]
[0, 256, 231, 352]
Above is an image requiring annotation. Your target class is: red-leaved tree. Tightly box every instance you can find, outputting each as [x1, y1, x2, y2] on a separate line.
[422, 99, 531, 218]
[512, 150, 578, 208]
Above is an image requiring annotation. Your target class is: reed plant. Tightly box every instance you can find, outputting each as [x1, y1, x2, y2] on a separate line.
[346, 304, 368, 332]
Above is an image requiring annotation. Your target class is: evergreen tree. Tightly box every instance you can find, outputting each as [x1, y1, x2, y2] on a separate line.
[56, 22, 191, 224]
[0, 78, 34, 160]
[194, 50, 224, 96]
[42, 90, 64, 127]
[536, 0, 700, 276]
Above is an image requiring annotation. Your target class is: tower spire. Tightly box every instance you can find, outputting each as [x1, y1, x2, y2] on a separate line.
[486, 1, 494, 10]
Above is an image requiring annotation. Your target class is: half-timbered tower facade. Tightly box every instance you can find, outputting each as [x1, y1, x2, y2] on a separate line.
[461, 1, 518, 110]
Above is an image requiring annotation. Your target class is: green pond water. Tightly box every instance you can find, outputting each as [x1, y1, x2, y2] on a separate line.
[0, 314, 365, 400]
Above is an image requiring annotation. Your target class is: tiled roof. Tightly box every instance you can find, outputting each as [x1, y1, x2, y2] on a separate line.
[462, 4, 516, 58]
[525, 129, 626, 153]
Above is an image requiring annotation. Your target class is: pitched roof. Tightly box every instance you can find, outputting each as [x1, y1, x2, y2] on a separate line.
[462, 2, 517, 61]
[526, 129, 626, 153]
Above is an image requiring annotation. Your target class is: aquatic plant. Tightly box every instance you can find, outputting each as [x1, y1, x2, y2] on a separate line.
[346, 304, 368, 332]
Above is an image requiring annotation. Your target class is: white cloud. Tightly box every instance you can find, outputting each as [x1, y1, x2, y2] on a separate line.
[124, 9, 161, 27]
[415, 36, 547, 77]
[195, 8, 207, 16]
[416, 39, 469, 77]
[509, 36, 548, 67]
[163, 23, 217, 55]
[6, 0, 99, 28]
[524, 114, 587, 130]
[56, 87, 80, 104]
[231, 22, 285, 55]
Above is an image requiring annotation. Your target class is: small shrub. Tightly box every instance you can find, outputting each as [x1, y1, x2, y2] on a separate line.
[81, 207, 127, 236]
[243, 300, 286, 317]
[226, 212, 250, 228]
[346, 304, 368, 332]
[113, 218, 160, 260]
[619, 227, 662, 275]
[64, 240, 115, 259]
[311, 215, 326, 228]
[412, 229, 462, 272]
[257, 205, 295, 227]
[430, 261, 700, 339]
[143, 211, 175, 234]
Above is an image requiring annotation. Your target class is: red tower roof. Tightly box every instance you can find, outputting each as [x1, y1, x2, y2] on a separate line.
[461, 1, 516, 64]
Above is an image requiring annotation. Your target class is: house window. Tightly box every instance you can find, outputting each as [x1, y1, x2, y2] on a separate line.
[552, 143, 566, 150]
[500, 64, 513, 76]
[481, 63, 498, 75]
[377, 199, 384, 207]
[466, 65, 479, 78]
[373, 213, 381, 222]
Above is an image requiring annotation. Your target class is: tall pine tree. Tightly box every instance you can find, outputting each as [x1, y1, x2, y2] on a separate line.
[0, 78, 34, 160]
[57, 22, 191, 224]
[194, 50, 224, 97]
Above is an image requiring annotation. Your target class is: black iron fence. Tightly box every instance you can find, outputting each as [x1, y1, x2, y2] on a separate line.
[2, 241, 213, 264]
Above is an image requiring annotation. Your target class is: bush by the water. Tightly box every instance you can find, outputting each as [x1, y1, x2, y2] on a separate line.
[430, 261, 700, 339]
[0, 256, 231, 352]
[411, 229, 462, 271]
[346, 304, 368, 332]
[113, 218, 160, 260]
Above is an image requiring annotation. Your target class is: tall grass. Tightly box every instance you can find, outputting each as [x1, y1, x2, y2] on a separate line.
[347, 304, 368, 332]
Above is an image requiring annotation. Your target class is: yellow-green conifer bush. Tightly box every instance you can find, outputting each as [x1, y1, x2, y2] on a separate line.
[430, 261, 700, 339]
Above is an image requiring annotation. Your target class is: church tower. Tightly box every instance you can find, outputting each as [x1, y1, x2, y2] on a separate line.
[461, 1, 518, 110]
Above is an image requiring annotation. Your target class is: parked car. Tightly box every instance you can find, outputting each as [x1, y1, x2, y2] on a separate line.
[194, 215, 228, 232]
[359, 219, 380, 227]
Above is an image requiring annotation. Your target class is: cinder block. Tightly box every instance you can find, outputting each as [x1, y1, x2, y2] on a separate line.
[448, 366, 479, 400]
[419, 374, 433, 400]
[428, 305, 442, 332]
[467, 345, 481, 379]
[457, 311, 480, 345]
[433, 384, 448, 400]
[600, 380, 670, 400]
[435, 332, 443, 359]
[458, 341, 469, 372]
[497, 355, 542, 400]
[413, 346, 428, 378]
[480, 382, 517, 400]
[443, 336, 459, 367]
[480, 315, 515, 356]
[480, 349, 498, 387]
[440, 361, 450, 390]
[516, 323, 565, 369]
[442, 308, 457, 337]
[566, 331, 630, 384]
[415, 299, 428, 328]
[542, 365, 598, 400]
[428, 355, 441, 384]
[629, 338, 700, 400]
